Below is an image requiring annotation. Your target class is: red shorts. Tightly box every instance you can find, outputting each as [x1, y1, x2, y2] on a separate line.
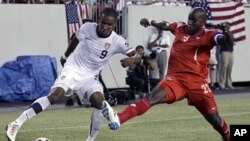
[159, 73, 218, 115]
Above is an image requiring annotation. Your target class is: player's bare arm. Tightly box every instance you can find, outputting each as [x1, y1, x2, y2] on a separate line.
[140, 18, 170, 31]
[120, 51, 142, 69]
[60, 35, 79, 66]
[65, 34, 79, 57]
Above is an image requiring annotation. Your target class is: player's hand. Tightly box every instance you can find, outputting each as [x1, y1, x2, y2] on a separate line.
[120, 58, 133, 68]
[60, 56, 67, 67]
[140, 18, 150, 27]
[217, 23, 227, 31]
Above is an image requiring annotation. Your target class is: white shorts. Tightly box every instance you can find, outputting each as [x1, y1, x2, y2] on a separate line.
[209, 48, 218, 65]
[51, 65, 103, 104]
[209, 57, 218, 65]
[208, 54, 218, 70]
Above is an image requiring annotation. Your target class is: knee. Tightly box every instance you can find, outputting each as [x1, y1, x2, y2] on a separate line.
[146, 86, 166, 105]
[47, 88, 65, 105]
[90, 92, 105, 109]
[47, 95, 58, 105]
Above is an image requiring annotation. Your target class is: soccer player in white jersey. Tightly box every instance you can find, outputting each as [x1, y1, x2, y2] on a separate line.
[6, 8, 139, 141]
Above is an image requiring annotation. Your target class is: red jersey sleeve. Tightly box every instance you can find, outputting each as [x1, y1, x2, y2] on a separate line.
[168, 22, 186, 35]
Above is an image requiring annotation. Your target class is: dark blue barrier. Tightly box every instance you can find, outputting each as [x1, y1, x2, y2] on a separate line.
[0, 55, 57, 102]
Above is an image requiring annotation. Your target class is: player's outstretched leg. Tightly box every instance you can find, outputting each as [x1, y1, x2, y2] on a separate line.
[203, 112, 230, 141]
[6, 96, 51, 141]
[213, 118, 230, 141]
[109, 98, 151, 130]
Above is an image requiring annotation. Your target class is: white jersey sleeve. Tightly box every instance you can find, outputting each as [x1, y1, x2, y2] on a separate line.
[115, 36, 134, 55]
[75, 24, 87, 41]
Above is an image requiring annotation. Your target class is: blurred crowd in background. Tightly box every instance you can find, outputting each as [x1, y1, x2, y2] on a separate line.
[1, 0, 248, 103]
[1, 0, 250, 7]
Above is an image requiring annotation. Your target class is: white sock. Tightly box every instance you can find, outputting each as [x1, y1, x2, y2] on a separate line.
[16, 96, 50, 126]
[86, 108, 104, 141]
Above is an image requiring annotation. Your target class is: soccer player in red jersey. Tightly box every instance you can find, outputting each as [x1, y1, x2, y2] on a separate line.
[109, 7, 230, 141]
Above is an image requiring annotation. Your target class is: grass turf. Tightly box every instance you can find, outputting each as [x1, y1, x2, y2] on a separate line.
[1, 94, 250, 141]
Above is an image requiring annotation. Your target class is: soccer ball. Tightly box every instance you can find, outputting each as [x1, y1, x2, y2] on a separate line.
[34, 137, 50, 141]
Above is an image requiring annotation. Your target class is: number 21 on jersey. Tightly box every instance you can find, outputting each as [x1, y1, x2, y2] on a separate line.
[201, 84, 211, 94]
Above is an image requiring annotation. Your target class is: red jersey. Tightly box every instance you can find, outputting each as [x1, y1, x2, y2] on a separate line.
[167, 22, 219, 79]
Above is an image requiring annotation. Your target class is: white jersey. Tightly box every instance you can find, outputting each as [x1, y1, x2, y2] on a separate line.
[66, 22, 134, 75]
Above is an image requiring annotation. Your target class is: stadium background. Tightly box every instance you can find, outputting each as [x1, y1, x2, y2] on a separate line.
[0, 2, 249, 89]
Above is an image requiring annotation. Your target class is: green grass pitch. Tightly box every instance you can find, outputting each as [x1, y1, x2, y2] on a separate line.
[1, 94, 250, 141]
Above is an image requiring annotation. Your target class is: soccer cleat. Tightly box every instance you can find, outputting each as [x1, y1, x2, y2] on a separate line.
[102, 101, 115, 122]
[108, 112, 120, 130]
[6, 121, 21, 141]
[85, 132, 98, 141]
[86, 136, 95, 141]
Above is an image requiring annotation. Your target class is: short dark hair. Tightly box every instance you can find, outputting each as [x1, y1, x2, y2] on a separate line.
[136, 45, 144, 50]
[82, 19, 93, 24]
[192, 7, 207, 21]
[101, 8, 118, 20]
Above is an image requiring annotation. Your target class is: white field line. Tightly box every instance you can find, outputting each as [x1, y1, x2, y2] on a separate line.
[1, 111, 250, 134]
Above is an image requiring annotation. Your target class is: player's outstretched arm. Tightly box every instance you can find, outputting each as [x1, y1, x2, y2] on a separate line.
[140, 18, 170, 31]
[120, 51, 141, 69]
[207, 22, 232, 47]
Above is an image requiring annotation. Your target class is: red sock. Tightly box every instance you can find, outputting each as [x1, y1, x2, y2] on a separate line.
[214, 118, 230, 141]
[118, 98, 151, 124]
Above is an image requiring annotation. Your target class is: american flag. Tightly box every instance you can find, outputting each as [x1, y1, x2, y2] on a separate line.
[191, 1, 246, 42]
[65, 1, 89, 41]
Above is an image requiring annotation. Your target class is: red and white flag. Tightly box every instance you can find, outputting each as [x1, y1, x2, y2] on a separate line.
[65, 1, 89, 41]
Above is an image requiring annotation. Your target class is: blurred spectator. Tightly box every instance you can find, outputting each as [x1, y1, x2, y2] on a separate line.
[218, 22, 235, 90]
[114, 0, 124, 34]
[1, 0, 15, 3]
[242, 0, 250, 3]
[126, 0, 138, 5]
[43, 0, 55, 4]
[184, 0, 191, 6]
[14, 0, 35, 3]
[150, 0, 165, 6]
[116, 0, 124, 11]
[165, 0, 177, 6]
[87, 0, 97, 6]
[208, 46, 218, 90]
[126, 45, 160, 95]
[13, 0, 48, 3]
[147, 27, 170, 79]
[242, 0, 250, 7]
[92, 0, 116, 22]
[234, 0, 242, 2]
[176, 0, 187, 6]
